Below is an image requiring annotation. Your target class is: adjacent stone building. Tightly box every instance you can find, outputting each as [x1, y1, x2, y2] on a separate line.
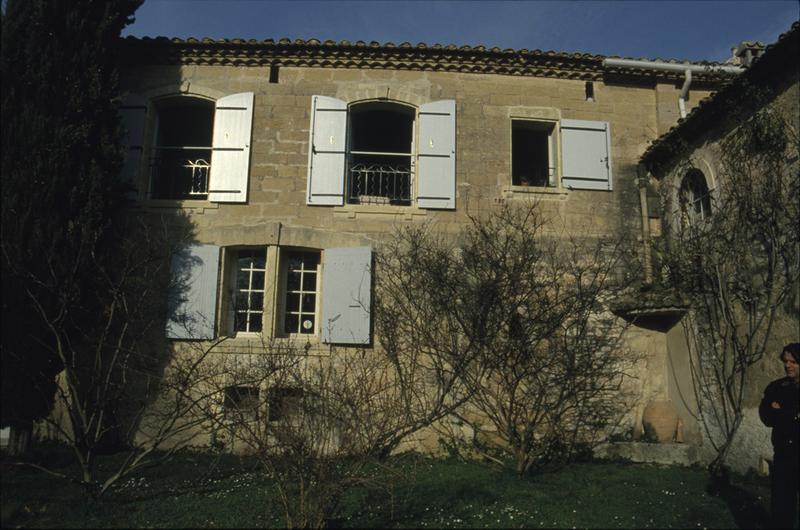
[638, 22, 799, 473]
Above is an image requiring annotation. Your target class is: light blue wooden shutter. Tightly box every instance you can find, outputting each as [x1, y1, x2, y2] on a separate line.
[307, 96, 347, 206]
[166, 244, 220, 340]
[321, 247, 371, 344]
[560, 119, 612, 191]
[417, 100, 456, 210]
[118, 94, 147, 192]
[208, 92, 254, 203]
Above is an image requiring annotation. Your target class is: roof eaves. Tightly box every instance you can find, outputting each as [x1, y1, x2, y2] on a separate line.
[120, 35, 737, 81]
[640, 21, 800, 171]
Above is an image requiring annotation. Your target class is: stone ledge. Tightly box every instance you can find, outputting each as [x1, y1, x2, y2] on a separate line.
[593, 441, 704, 467]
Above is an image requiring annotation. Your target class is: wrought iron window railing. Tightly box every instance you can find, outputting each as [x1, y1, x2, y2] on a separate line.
[150, 147, 211, 200]
[348, 157, 411, 205]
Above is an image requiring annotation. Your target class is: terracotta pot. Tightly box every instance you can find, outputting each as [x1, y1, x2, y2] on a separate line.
[642, 400, 678, 443]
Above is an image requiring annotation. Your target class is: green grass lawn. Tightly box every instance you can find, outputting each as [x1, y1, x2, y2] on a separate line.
[1, 447, 771, 528]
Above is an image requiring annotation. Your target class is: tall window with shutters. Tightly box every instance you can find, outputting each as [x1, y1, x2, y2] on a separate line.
[151, 97, 215, 199]
[165, 244, 373, 345]
[231, 249, 267, 334]
[119, 92, 254, 203]
[348, 102, 414, 205]
[281, 250, 321, 336]
[508, 117, 612, 192]
[306, 97, 456, 210]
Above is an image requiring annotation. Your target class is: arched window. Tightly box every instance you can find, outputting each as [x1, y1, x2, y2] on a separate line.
[679, 169, 712, 225]
[347, 102, 414, 205]
[151, 97, 215, 200]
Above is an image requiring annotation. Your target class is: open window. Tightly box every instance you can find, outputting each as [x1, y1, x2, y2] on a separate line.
[307, 97, 456, 209]
[511, 120, 556, 187]
[348, 102, 414, 205]
[679, 169, 712, 226]
[148, 93, 254, 202]
[151, 97, 215, 200]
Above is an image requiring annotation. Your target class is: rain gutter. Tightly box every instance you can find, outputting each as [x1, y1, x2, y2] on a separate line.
[602, 58, 743, 118]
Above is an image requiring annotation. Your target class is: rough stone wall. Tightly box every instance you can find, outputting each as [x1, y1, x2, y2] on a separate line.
[118, 61, 717, 454]
[648, 71, 800, 474]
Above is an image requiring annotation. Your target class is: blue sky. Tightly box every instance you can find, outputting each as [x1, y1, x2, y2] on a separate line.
[123, 1, 799, 62]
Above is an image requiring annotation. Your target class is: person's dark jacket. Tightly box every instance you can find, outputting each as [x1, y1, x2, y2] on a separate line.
[759, 376, 800, 456]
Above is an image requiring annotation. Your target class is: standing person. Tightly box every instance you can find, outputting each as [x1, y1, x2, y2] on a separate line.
[759, 342, 800, 529]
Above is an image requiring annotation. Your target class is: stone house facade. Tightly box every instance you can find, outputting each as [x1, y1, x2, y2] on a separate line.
[115, 33, 776, 465]
[638, 22, 799, 473]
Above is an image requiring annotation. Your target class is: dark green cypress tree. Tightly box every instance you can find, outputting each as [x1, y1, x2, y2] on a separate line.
[1, 0, 142, 455]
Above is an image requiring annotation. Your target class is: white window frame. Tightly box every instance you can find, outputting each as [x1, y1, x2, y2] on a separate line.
[225, 247, 268, 336]
[277, 248, 322, 338]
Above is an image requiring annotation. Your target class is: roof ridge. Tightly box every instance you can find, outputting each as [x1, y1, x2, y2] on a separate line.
[121, 35, 737, 66]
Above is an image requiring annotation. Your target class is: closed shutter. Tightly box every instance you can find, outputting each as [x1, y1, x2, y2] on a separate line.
[560, 119, 612, 191]
[417, 100, 456, 210]
[321, 247, 371, 344]
[166, 244, 220, 340]
[118, 94, 147, 192]
[307, 96, 347, 206]
[208, 92, 254, 203]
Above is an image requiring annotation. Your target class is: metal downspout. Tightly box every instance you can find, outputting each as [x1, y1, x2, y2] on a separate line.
[679, 69, 692, 119]
[636, 165, 653, 284]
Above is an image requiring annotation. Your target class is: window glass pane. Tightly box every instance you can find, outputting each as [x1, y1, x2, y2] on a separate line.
[286, 292, 300, 312]
[236, 272, 250, 290]
[249, 313, 263, 332]
[238, 255, 253, 270]
[300, 315, 315, 334]
[304, 252, 321, 267]
[234, 312, 248, 332]
[287, 271, 301, 292]
[302, 272, 317, 291]
[301, 293, 316, 312]
[251, 270, 265, 290]
[288, 255, 303, 271]
[284, 313, 299, 334]
[234, 292, 248, 310]
[250, 292, 264, 311]
[251, 252, 266, 269]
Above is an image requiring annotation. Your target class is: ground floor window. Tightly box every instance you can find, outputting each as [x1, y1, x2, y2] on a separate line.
[267, 387, 303, 422]
[283, 251, 321, 335]
[232, 249, 266, 333]
[223, 386, 260, 420]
